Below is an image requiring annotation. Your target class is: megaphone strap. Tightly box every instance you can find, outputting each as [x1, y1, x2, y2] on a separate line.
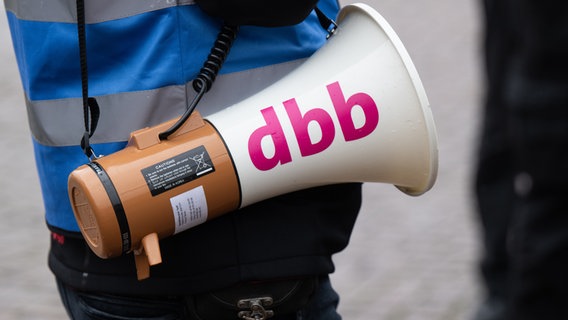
[314, 7, 338, 38]
[76, 0, 101, 161]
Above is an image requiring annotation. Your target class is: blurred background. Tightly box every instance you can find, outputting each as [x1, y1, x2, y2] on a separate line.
[0, 0, 483, 319]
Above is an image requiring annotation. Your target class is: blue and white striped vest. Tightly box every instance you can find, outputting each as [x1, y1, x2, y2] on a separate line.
[5, 0, 339, 232]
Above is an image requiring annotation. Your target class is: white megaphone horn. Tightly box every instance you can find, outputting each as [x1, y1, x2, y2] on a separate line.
[67, 3, 438, 279]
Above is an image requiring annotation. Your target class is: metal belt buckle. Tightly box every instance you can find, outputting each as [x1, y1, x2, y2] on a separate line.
[237, 297, 274, 320]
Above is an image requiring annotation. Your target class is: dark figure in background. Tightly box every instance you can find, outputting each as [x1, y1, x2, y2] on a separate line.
[474, 0, 568, 319]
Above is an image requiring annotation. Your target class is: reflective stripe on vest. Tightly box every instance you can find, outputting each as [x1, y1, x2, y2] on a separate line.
[4, 0, 193, 23]
[26, 60, 305, 146]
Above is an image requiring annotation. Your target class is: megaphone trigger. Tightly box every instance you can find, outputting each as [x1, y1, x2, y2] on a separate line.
[134, 232, 162, 280]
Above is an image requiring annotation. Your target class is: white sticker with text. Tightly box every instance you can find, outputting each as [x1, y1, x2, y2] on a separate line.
[170, 185, 208, 234]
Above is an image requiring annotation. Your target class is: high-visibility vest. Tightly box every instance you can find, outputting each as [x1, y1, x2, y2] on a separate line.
[5, 0, 339, 232]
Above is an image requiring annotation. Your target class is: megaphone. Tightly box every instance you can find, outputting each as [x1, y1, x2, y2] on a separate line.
[68, 3, 438, 280]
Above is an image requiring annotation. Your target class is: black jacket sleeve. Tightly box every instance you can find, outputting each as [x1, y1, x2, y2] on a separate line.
[194, 0, 320, 27]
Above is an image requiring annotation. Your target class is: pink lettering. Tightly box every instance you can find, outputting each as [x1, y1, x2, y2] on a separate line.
[284, 98, 335, 157]
[248, 81, 379, 171]
[327, 81, 379, 141]
[248, 107, 292, 171]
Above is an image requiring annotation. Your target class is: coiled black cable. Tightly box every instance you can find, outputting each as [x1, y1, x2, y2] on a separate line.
[159, 24, 239, 141]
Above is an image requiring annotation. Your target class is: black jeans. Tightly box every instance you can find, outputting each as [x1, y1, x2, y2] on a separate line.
[56, 276, 342, 320]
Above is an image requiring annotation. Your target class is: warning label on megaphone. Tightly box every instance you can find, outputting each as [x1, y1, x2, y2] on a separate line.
[141, 145, 216, 196]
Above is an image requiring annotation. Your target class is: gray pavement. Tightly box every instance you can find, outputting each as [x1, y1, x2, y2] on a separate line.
[0, 0, 483, 319]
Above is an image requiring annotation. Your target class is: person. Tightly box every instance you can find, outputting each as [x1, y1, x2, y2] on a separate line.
[473, 1, 568, 319]
[4, 0, 362, 319]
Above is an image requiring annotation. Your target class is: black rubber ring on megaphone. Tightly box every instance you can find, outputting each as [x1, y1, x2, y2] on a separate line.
[87, 162, 132, 255]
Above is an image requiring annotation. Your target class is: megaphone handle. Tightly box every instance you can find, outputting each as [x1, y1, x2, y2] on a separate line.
[133, 232, 162, 280]
[158, 83, 207, 141]
[134, 250, 150, 280]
